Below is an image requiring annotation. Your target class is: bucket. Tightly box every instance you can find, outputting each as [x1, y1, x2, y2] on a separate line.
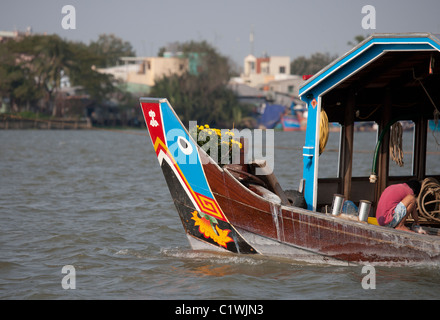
[331, 194, 345, 216]
[358, 200, 372, 222]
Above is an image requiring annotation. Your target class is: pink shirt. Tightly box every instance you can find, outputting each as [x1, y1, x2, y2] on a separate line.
[376, 183, 414, 226]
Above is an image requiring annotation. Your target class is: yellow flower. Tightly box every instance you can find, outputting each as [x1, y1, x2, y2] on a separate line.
[231, 139, 242, 148]
[204, 124, 210, 128]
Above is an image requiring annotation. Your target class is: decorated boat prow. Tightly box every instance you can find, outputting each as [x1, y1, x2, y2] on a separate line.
[140, 98, 257, 254]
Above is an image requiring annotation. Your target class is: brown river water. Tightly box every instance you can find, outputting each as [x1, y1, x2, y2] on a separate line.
[1, 129, 440, 301]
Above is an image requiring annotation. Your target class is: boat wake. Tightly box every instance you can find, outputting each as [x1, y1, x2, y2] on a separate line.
[160, 247, 265, 266]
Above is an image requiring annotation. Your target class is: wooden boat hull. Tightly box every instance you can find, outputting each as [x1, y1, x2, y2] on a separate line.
[141, 98, 440, 266]
[159, 156, 257, 254]
[202, 152, 440, 265]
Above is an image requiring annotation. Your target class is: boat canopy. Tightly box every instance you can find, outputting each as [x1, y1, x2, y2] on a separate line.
[299, 33, 440, 211]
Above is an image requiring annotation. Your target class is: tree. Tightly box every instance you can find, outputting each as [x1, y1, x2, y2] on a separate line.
[151, 40, 246, 127]
[35, 35, 76, 115]
[68, 41, 116, 102]
[0, 34, 119, 115]
[151, 72, 243, 127]
[88, 34, 135, 68]
[157, 40, 234, 83]
[5, 34, 75, 115]
[290, 52, 338, 76]
[290, 36, 369, 76]
[0, 41, 42, 112]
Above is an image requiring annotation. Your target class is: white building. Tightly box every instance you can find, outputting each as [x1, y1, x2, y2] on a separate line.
[97, 56, 189, 93]
[235, 54, 305, 106]
[242, 54, 291, 87]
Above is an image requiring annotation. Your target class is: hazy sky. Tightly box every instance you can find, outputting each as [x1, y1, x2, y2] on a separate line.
[2, 0, 440, 66]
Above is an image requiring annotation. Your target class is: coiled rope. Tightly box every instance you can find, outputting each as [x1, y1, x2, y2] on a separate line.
[319, 110, 329, 155]
[390, 121, 404, 167]
[417, 177, 440, 223]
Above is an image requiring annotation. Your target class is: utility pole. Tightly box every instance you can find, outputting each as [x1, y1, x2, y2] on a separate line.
[250, 25, 254, 55]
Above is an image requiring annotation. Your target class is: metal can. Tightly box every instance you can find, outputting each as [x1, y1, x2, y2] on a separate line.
[358, 200, 372, 222]
[331, 194, 345, 216]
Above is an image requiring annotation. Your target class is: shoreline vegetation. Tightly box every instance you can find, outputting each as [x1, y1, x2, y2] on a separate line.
[0, 113, 91, 130]
[0, 113, 149, 131]
[1, 31, 352, 132]
[0, 33, 251, 131]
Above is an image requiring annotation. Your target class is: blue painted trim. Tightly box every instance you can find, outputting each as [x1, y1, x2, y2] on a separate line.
[302, 146, 315, 157]
[301, 97, 318, 210]
[160, 101, 212, 197]
[300, 36, 440, 97]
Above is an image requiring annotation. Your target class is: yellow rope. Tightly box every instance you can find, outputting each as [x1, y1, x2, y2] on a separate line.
[319, 110, 329, 155]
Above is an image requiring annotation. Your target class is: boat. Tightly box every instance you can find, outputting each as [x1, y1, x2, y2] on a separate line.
[280, 114, 301, 131]
[140, 33, 440, 266]
[281, 102, 307, 131]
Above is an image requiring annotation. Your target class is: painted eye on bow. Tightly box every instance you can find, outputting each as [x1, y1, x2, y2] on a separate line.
[178, 136, 193, 155]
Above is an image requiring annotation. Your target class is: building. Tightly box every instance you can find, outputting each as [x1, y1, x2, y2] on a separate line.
[0, 28, 32, 43]
[264, 75, 304, 102]
[97, 55, 189, 94]
[233, 53, 305, 108]
[242, 54, 291, 87]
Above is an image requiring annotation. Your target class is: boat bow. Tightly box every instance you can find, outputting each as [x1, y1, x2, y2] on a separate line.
[140, 98, 257, 254]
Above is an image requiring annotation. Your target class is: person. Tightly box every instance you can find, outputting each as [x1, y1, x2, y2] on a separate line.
[376, 180, 425, 233]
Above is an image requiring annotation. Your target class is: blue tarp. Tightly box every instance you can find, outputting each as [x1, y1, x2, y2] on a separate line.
[259, 104, 285, 129]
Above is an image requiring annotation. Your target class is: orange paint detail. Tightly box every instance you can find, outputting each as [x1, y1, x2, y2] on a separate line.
[191, 211, 233, 248]
[194, 192, 224, 220]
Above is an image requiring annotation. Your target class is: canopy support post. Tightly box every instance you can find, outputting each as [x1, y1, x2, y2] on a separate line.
[340, 90, 355, 200]
[374, 89, 392, 207]
[413, 116, 427, 180]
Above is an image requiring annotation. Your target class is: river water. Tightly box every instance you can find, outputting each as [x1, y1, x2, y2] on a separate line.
[1, 128, 440, 301]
